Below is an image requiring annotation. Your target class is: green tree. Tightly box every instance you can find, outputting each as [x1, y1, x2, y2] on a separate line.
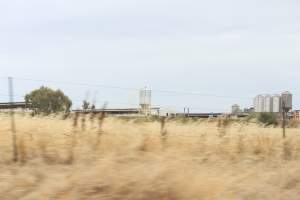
[257, 112, 278, 126]
[25, 86, 72, 114]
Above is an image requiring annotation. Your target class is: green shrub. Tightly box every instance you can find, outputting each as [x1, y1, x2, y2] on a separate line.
[257, 113, 278, 126]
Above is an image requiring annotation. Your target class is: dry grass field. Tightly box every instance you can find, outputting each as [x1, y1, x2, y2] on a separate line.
[1, 113, 300, 200]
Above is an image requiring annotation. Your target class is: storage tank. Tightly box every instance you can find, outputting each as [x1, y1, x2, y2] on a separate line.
[264, 95, 273, 112]
[231, 104, 240, 114]
[281, 91, 292, 111]
[255, 95, 265, 113]
[253, 96, 259, 112]
[272, 95, 281, 113]
[139, 88, 151, 115]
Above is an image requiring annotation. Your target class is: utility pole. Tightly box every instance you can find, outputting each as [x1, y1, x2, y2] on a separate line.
[8, 77, 18, 162]
[281, 92, 293, 139]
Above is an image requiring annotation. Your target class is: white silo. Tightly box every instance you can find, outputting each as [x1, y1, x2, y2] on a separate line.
[139, 88, 152, 115]
[272, 95, 281, 113]
[253, 96, 258, 112]
[264, 95, 273, 113]
[231, 104, 241, 114]
[255, 95, 265, 113]
[253, 96, 259, 112]
[281, 91, 292, 111]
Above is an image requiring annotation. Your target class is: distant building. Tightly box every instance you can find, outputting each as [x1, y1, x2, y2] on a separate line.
[293, 110, 300, 120]
[254, 95, 265, 113]
[139, 88, 151, 115]
[73, 107, 160, 116]
[253, 91, 292, 113]
[244, 107, 254, 114]
[272, 95, 281, 113]
[264, 95, 273, 112]
[0, 102, 32, 110]
[231, 104, 241, 114]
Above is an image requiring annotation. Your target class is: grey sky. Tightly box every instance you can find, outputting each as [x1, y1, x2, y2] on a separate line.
[0, 0, 300, 112]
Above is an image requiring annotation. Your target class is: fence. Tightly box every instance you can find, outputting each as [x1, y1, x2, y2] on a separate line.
[0, 76, 290, 162]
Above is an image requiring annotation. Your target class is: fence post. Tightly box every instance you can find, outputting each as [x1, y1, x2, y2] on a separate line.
[282, 102, 287, 139]
[8, 77, 18, 162]
[160, 116, 167, 146]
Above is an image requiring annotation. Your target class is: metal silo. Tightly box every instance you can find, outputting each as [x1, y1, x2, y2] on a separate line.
[139, 88, 152, 115]
[253, 96, 259, 112]
[231, 104, 241, 114]
[264, 95, 273, 113]
[255, 95, 265, 113]
[272, 95, 281, 113]
[281, 91, 292, 111]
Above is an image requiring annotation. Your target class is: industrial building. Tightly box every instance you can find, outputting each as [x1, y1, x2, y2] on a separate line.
[0, 102, 32, 110]
[172, 112, 223, 118]
[272, 95, 281, 113]
[254, 95, 266, 113]
[73, 88, 159, 116]
[264, 95, 273, 112]
[253, 91, 292, 113]
[73, 107, 160, 116]
[231, 104, 242, 114]
[139, 88, 152, 115]
[292, 110, 300, 120]
[281, 91, 293, 111]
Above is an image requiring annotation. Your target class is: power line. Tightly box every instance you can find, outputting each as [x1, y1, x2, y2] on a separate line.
[4, 77, 138, 91]
[0, 76, 246, 112]
[0, 91, 228, 111]
[0, 76, 252, 100]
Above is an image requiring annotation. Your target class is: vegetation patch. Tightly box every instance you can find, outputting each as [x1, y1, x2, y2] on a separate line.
[257, 113, 278, 126]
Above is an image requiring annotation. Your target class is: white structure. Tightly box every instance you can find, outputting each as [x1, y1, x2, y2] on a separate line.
[253, 96, 259, 112]
[231, 104, 241, 114]
[253, 91, 292, 113]
[264, 95, 273, 113]
[139, 88, 152, 115]
[254, 95, 265, 113]
[272, 95, 281, 113]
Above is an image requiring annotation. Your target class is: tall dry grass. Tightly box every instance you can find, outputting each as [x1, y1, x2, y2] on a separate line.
[0, 113, 300, 199]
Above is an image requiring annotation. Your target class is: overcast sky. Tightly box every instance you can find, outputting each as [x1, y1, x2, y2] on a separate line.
[0, 0, 300, 112]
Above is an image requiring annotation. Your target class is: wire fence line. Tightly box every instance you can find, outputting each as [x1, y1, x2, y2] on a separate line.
[0, 76, 292, 164]
[0, 76, 252, 100]
[0, 91, 230, 112]
[0, 75, 253, 113]
[0, 76, 251, 163]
